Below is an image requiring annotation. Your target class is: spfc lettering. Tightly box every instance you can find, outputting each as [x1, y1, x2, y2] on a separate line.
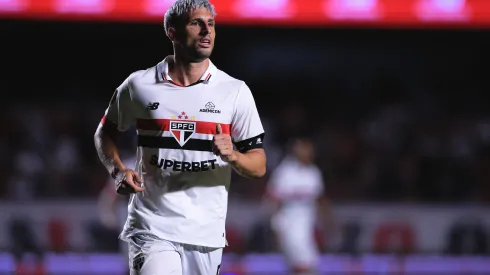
[170, 121, 196, 146]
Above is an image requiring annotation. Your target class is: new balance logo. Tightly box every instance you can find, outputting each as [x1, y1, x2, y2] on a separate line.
[248, 137, 262, 146]
[146, 102, 160, 110]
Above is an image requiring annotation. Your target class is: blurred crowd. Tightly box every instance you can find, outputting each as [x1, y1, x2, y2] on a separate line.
[2, 23, 490, 263]
[2, 23, 490, 204]
[2, 80, 490, 204]
[4, 96, 490, 257]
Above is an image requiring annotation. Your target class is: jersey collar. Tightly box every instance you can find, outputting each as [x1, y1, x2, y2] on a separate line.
[157, 56, 217, 84]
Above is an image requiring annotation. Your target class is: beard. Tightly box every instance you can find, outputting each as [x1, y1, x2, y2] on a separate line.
[176, 41, 213, 63]
[187, 46, 213, 62]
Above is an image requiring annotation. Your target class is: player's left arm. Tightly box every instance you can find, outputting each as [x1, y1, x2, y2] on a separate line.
[229, 148, 266, 179]
[213, 82, 266, 179]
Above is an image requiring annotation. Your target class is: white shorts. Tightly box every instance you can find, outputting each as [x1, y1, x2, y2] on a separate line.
[273, 220, 319, 269]
[128, 236, 223, 275]
[278, 232, 319, 269]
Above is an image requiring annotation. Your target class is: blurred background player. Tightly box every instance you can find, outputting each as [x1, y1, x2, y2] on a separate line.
[265, 139, 331, 275]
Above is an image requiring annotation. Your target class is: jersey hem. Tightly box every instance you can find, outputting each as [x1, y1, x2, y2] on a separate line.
[119, 231, 226, 249]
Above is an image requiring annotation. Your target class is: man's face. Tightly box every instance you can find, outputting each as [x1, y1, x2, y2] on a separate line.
[293, 140, 315, 164]
[173, 7, 216, 62]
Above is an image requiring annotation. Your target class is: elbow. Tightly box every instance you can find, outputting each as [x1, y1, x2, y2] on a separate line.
[94, 126, 103, 145]
[234, 149, 267, 179]
[94, 123, 117, 146]
[236, 165, 266, 179]
[257, 165, 267, 178]
[249, 149, 267, 179]
[250, 166, 266, 179]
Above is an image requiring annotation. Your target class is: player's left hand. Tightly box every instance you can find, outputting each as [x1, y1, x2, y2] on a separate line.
[213, 124, 237, 162]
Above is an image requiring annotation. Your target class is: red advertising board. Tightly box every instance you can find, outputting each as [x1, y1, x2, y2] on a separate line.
[1, 0, 490, 28]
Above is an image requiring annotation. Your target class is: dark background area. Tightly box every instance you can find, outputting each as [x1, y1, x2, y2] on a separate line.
[2, 20, 490, 273]
[2, 19, 490, 202]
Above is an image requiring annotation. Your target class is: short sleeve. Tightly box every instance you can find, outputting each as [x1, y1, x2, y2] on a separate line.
[101, 76, 134, 131]
[231, 82, 265, 152]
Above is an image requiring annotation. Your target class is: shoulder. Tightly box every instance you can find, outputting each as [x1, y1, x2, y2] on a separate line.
[126, 66, 156, 87]
[273, 157, 294, 173]
[117, 66, 158, 96]
[214, 70, 248, 92]
[214, 70, 258, 108]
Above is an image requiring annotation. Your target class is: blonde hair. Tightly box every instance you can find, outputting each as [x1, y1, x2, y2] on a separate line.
[164, 0, 216, 34]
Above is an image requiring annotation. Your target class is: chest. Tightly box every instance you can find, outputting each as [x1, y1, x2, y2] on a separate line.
[278, 168, 319, 195]
[131, 83, 236, 124]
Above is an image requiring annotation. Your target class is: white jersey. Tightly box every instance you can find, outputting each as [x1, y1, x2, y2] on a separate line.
[101, 57, 264, 248]
[267, 157, 324, 232]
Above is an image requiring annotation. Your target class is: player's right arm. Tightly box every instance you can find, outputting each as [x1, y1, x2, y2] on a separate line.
[94, 118, 125, 180]
[94, 76, 144, 194]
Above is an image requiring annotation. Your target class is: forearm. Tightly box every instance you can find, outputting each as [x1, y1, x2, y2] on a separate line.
[94, 124, 126, 177]
[229, 149, 266, 179]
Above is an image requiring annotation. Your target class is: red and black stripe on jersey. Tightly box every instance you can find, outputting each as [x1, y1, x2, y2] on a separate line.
[136, 118, 263, 152]
[137, 118, 228, 152]
[101, 117, 264, 152]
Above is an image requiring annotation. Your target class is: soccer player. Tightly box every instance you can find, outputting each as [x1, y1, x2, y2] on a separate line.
[93, 0, 267, 274]
[265, 139, 328, 275]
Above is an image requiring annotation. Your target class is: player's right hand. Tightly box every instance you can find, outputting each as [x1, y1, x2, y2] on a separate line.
[114, 169, 145, 195]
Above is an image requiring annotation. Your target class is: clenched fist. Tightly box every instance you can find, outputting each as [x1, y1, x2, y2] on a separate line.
[212, 124, 237, 162]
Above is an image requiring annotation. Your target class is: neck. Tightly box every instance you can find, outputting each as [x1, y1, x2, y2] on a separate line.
[168, 55, 209, 86]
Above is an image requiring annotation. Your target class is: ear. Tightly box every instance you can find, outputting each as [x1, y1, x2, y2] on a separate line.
[167, 27, 176, 41]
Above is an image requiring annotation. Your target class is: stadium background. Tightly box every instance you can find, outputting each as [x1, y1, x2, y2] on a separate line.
[2, 0, 490, 274]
